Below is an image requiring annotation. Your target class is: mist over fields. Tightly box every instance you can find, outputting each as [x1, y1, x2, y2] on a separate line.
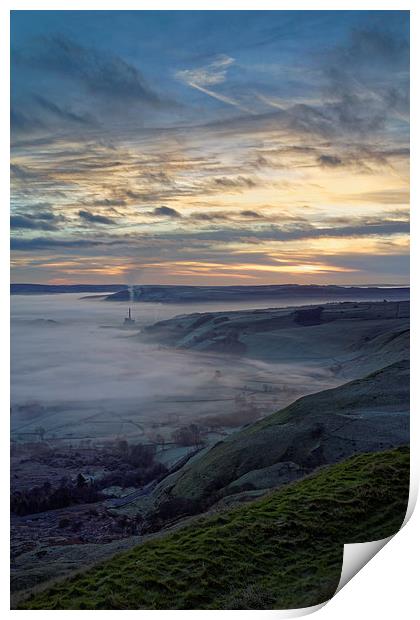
[11, 293, 346, 444]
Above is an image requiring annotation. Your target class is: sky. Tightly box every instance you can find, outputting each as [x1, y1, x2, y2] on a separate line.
[10, 10, 410, 285]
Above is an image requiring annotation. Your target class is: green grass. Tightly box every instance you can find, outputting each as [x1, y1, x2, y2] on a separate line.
[20, 447, 409, 610]
[165, 360, 409, 502]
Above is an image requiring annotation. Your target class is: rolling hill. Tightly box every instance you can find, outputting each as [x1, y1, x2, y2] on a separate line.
[144, 359, 409, 516]
[105, 284, 409, 304]
[11, 284, 128, 295]
[143, 300, 409, 375]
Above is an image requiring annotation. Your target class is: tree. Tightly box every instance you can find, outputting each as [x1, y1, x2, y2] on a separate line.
[172, 424, 202, 447]
[155, 434, 165, 451]
[293, 306, 324, 326]
[116, 438, 129, 456]
[128, 443, 156, 468]
[76, 473, 87, 488]
[35, 426, 46, 441]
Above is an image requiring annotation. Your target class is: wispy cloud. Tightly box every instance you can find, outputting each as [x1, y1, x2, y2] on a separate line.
[10, 11, 409, 285]
[151, 206, 182, 218]
[175, 55, 254, 113]
[15, 35, 162, 104]
[175, 54, 234, 87]
[78, 210, 115, 225]
[11, 215, 58, 231]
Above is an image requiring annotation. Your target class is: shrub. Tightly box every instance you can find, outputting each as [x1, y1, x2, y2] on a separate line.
[171, 424, 203, 447]
[128, 444, 156, 468]
[155, 496, 200, 521]
[293, 306, 324, 325]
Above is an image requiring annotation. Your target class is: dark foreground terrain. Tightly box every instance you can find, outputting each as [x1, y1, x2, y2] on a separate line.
[20, 447, 409, 609]
[11, 358, 409, 608]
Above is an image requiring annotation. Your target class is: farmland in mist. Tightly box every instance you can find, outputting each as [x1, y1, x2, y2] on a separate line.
[11, 293, 338, 448]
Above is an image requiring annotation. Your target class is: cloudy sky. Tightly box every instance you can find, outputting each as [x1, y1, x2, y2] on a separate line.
[11, 10, 409, 285]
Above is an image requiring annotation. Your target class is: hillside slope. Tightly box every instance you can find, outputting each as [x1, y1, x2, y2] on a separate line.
[142, 301, 409, 377]
[148, 360, 408, 511]
[20, 447, 409, 610]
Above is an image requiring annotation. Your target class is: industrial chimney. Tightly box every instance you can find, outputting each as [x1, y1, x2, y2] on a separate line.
[124, 307, 135, 326]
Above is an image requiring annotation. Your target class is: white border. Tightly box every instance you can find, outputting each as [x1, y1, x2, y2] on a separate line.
[2, 2, 418, 617]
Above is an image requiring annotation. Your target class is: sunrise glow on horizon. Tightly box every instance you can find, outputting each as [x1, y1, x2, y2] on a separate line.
[10, 10, 409, 286]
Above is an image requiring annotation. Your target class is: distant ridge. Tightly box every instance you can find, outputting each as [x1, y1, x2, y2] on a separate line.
[11, 283, 128, 295]
[105, 284, 410, 303]
[11, 283, 410, 301]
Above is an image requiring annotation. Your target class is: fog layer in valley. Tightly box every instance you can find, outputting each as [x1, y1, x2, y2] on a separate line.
[11, 293, 342, 444]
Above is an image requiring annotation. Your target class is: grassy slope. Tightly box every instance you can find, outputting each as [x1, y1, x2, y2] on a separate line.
[164, 360, 409, 502]
[21, 447, 409, 610]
